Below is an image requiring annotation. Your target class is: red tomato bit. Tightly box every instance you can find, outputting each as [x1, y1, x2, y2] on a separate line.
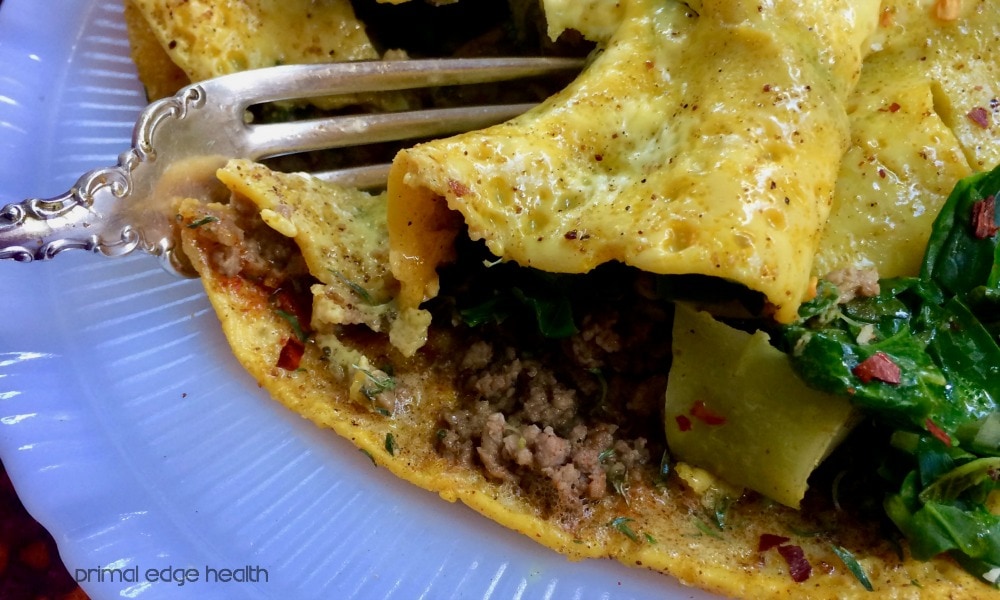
[277, 338, 305, 371]
[852, 352, 901, 385]
[971, 196, 999, 240]
[776, 544, 813, 583]
[758, 533, 791, 553]
[690, 400, 727, 425]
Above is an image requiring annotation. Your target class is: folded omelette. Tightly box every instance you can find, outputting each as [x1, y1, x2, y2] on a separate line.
[127, 0, 1000, 598]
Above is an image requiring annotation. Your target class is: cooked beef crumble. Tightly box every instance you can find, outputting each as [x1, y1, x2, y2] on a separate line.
[431, 247, 673, 528]
[186, 198, 674, 528]
[180, 195, 310, 289]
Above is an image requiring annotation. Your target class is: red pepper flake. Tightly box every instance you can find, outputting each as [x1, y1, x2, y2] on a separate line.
[967, 107, 991, 129]
[448, 179, 470, 197]
[925, 418, 953, 447]
[758, 534, 791, 553]
[852, 352, 901, 385]
[690, 400, 727, 426]
[675, 415, 692, 432]
[277, 338, 305, 371]
[879, 102, 901, 113]
[776, 544, 813, 583]
[971, 196, 999, 239]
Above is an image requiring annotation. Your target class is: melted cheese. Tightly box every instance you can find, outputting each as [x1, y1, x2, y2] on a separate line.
[388, 0, 881, 332]
[814, 0, 1000, 277]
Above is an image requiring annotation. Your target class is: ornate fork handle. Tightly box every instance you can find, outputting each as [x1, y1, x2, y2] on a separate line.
[1, 58, 586, 277]
[0, 86, 210, 277]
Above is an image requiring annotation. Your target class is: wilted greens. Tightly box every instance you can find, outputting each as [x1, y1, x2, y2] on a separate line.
[782, 164, 1000, 585]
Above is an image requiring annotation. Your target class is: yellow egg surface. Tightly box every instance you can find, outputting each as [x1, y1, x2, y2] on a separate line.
[172, 159, 995, 600]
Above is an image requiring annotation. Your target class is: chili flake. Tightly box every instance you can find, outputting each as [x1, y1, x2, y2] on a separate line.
[925, 418, 953, 447]
[776, 544, 813, 583]
[675, 415, 692, 432]
[277, 338, 305, 371]
[967, 107, 991, 129]
[690, 400, 726, 426]
[971, 196, 999, 239]
[852, 352, 901, 385]
[758, 533, 791, 553]
[448, 179, 470, 197]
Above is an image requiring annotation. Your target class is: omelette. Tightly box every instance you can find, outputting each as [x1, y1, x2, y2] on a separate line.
[127, 1, 1000, 598]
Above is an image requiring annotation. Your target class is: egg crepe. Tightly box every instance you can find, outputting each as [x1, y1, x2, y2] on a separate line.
[388, 0, 881, 329]
[123, 0, 383, 104]
[173, 159, 993, 599]
[126, 0, 1000, 597]
[814, 0, 1000, 279]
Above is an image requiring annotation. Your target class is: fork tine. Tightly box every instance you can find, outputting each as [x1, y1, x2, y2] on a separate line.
[312, 164, 392, 190]
[246, 102, 537, 159]
[1, 57, 586, 273]
[208, 57, 585, 106]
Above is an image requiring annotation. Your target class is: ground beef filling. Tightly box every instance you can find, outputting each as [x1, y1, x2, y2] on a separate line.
[181, 195, 310, 289]
[432, 263, 673, 528]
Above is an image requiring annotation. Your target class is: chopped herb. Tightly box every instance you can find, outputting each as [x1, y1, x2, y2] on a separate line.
[643, 533, 658, 545]
[609, 516, 640, 543]
[275, 309, 309, 343]
[830, 544, 875, 591]
[598, 448, 615, 463]
[384, 432, 398, 456]
[355, 365, 396, 402]
[693, 519, 723, 539]
[609, 467, 630, 503]
[186, 215, 219, 228]
[654, 449, 672, 489]
[331, 270, 375, 305]
[710, 496, 732, 531]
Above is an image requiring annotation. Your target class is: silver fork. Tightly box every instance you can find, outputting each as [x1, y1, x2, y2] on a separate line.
[0, 57, 582, 276]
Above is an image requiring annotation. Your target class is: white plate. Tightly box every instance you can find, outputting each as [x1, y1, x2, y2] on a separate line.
[0, 2, 719, 599]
